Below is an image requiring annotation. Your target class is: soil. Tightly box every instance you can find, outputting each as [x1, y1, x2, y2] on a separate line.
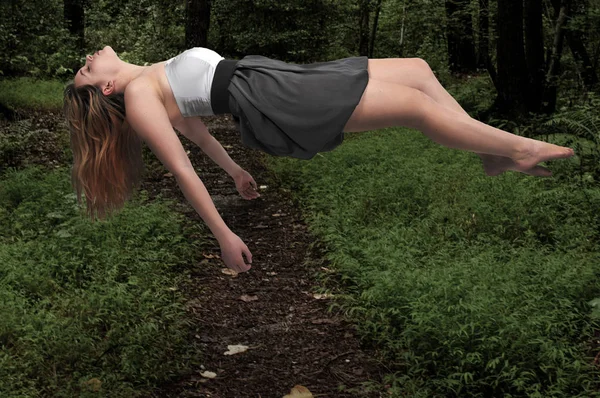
[3, 112, 388, 397]
[145, 115, 387, 398]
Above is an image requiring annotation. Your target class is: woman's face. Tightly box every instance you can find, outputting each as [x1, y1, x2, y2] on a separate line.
[74, 46, 120, 89]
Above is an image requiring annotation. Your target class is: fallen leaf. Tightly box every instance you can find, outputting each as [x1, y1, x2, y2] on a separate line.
[224, 344, 249, 355]
[163, 172, 173, 178]
[267, 271, 277, 276]
[283, 385, 314, 398]
[200, 371, 217, 379]
[221, 268, 239, 277]
[312, 293, 333, 300]
[203, 253, 220, 259]
[240, 294, 258, 302]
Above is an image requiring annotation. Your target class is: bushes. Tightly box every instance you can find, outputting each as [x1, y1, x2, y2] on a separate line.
[0, 167, 200, 397]
[270, 129, 600, 397]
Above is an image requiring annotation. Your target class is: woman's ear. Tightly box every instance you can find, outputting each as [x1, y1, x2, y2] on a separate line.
[102, 81, 114, 96]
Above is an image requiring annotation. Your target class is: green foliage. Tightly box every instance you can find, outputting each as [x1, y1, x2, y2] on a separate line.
[86, 0, 186, 65]
[543, 95, 600, 179]
[374, 0, 448, 65]
[269, 129, 600, 397]
[211, 0, 347, 62]
[445, 74, 496, 116]
[0, 167, 201, 397]
[0, 78, 64, 112]
[0, 0, 80, 77]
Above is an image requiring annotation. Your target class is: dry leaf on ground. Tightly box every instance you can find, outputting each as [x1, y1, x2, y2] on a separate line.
[312, 293, 333, 300]
[221, 268, 239, 277]
[240, 294, 258, 302]
[200, 371, 217, 379]
[283, 385, 314, 398]
[224, 344, 249, 355]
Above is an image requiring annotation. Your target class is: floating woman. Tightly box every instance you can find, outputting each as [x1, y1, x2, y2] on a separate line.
[64, 46, 574, 272]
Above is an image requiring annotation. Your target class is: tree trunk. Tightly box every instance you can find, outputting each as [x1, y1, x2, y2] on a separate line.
[544, 2, 568, 113]
[186, 0, 211, 48]
[478, 0, 496, 85]
[494, 0, 529, 115]
[369, 0, 383, 58]
[566, 30, 599, 89]
[64, 0, 85, 55]
[445, 0, 477, 73]
[358, 0, 370, 56]
[524, 0, 545, 112]
[477, 0, 489, 68]
[398, 0, 407, 57]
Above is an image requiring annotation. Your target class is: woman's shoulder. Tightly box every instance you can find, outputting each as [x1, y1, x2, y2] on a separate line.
[124, 74, 161, 106]
[125, 68, 184, 126]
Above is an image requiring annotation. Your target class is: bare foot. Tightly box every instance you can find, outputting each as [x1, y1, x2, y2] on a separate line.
[511, 139, 574, 173]
[478, 144, 572, 177]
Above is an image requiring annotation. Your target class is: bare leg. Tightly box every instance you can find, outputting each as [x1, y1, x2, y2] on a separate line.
[364, 59, 565, 176]
[344, 79, 574, 174]
[368, 58, 467, 114]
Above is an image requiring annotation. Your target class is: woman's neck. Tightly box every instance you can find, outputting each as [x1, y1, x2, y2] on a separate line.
[116, 62, 148, 93]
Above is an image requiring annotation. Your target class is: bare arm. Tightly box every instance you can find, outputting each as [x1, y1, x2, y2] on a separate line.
[125, 81, 252, 271]
[175, 117, 243, 177]
[176, 117, 260, 200]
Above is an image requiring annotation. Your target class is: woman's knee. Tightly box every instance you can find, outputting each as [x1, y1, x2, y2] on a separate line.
[407, 58, 435, 81]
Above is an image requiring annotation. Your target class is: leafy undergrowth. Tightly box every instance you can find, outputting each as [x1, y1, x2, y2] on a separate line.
[0, 167, 202, 397]
[269, 129, 600, 397]
[0, 78, 64, 113]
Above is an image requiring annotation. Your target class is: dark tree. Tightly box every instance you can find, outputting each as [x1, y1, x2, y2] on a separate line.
[369, 0, 383, 58]
[186, 0, 211, 48]
[494, 0, 530, 115]
[445, 0, 477, 73]
[478, 0, 496, 84]
[545, 0, 568, 112]
[64, 0, 85, 54]
[563, 1, 598, 89]
[358, 0, 370, 56]
[524, 0, 545, 112]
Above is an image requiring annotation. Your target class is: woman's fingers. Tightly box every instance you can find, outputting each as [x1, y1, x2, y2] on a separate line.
[242, 183, 260, 199]
[242, 245, 253, 265]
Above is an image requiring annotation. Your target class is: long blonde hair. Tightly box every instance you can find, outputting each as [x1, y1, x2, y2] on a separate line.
[63, 84, 143, 219]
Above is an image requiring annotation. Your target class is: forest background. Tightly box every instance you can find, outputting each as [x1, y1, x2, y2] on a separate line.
[2, 0, 600, 397]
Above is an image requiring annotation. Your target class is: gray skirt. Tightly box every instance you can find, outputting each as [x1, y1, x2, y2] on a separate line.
[216, 56, 369, 160]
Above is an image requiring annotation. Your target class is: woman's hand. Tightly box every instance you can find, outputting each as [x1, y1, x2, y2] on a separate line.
[219, 232, 253, 272]
[233, 169, 260, 200]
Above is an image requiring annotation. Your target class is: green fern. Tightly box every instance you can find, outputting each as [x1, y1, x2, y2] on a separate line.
[543, 113, 600, 144]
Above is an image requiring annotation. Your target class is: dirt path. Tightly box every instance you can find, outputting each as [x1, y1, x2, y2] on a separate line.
[148, 116, 386, 397]
[1, 112, 386, 397]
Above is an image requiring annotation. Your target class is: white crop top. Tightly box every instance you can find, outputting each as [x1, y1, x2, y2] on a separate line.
[164, 47, 224, 117]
